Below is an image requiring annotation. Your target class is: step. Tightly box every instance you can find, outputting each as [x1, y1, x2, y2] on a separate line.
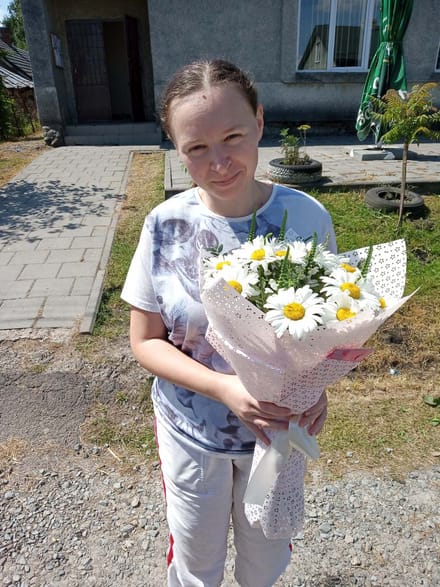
[65, 122, 159, 135]
[64, 122, 161, 145]
[65, 134, 160, 146]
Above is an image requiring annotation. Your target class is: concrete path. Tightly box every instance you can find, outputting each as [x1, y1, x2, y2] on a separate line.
[0, 146, 153, 333]
[0, 139, 439, 334]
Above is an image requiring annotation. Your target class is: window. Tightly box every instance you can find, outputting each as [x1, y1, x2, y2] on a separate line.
[436, 42, 440, 71]
[298, 0, 380, 71]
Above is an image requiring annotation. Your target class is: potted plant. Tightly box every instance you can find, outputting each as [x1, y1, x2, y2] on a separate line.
[365, 82, 440, 227]
[267, 125, 322, 185]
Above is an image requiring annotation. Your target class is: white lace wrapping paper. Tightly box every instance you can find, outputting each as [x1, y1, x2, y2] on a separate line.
[200, 239, 413, 539]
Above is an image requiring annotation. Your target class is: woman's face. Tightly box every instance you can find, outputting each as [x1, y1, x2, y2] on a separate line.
[169, 84, 264, 216]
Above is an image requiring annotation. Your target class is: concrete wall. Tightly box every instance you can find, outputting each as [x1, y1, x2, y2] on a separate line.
[148, 0, 440, 130]
[21, 0, 66, 129]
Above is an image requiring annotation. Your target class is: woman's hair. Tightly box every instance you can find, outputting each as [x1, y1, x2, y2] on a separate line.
[160, 59, 258, 138]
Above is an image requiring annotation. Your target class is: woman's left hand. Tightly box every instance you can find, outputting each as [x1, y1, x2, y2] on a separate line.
[296, 391, 328, 436]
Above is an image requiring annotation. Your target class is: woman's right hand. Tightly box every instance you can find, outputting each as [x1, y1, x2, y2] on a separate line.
[129, 308, 291, 445]
[217, 373, 293, 444]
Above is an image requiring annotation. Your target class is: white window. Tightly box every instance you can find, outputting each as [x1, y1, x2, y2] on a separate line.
[298, 0, 380, 71]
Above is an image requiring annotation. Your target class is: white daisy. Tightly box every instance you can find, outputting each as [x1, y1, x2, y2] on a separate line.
[287, 240, 308, 264]
[267, 237, 290, 262]
[376, 292, 399, 310]
[234, 236, 276, 271]
[264, 285, 326, 339]
[218, 264, 260, 298]
[322, 292, 360, 323]
[321, 268, 380, 310]
[311, 243, 344, 272]
[203, 253, 234, 272]
[202, 253, 237, 287]
[338, 261, 360, 274]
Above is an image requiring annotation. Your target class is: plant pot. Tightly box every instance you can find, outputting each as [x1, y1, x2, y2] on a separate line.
[267, 158, 322, 185]
[364, 187, 427, 218]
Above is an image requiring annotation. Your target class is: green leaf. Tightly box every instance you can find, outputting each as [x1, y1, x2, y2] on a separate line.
[248, 210, 257, 242]
[423, 395, 440, 407]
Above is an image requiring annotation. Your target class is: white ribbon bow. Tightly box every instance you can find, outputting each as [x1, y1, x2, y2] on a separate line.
[243, 421, 320, 506]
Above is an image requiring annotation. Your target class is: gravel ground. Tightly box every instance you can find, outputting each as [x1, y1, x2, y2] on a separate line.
[0, 332, 439, 586]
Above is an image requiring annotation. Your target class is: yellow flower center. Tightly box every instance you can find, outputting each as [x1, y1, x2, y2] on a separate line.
[283, 302, 305, 321]
[336, 307, 357, 321]
[340, 282, 361, 299]
[215, 260, 231, 270]
[275, 250, 287, 257]
[227, 280, 243, 294]
[379, 297, 386, 308]
[340, 263, 357, 273]
[251, 248, 265, 261]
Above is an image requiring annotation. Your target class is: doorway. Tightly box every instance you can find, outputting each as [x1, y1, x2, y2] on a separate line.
[66, 17, 145, 123]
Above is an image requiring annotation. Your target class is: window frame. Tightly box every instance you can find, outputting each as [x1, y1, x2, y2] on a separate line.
[297, 0, 379, 73]
[435, 41, 440, 72]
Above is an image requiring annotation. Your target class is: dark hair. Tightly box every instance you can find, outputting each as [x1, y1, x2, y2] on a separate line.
[160, 59, 258, 138]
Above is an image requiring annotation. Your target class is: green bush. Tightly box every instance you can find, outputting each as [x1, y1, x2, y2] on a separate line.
[0, 78, 15, 139]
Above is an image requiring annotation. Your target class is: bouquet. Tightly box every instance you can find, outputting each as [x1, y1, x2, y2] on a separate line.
[200, 218, 414, 539]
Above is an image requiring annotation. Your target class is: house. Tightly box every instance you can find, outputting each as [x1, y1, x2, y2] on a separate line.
[20, 0, 440, 146]
[0, 26, 36, 133]
[0, 27, 33, 89]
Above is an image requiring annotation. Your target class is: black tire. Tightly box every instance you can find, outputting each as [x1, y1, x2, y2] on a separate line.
[364, 187, 424, 212]
[267, 158, 322, 185]
[268, 158, 322, 174]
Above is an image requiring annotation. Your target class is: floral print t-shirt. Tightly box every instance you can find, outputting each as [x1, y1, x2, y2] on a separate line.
[121, 184, 336, 453]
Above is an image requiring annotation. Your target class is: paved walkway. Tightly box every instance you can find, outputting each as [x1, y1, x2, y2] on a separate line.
[0, 146, 153, 333]
[0, 139, 439, 334]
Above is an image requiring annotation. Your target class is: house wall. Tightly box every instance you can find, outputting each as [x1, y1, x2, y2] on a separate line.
[22, 0, 155, 128]
[148, 0, 440, 130]
[23, 0, 440, 136]
[21, 0, 66, 130]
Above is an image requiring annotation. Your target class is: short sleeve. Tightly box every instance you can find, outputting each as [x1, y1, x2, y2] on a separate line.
[121, 217, 160, 313]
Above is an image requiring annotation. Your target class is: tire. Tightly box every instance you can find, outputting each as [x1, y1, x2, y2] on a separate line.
[364, 187, 425, 216]
[267, 158, 322, 185]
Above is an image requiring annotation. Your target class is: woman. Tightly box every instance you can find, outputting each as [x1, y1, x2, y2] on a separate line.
[121, 59, 336, 587]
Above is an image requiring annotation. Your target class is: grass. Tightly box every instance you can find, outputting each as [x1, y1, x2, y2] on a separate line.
[310, 190, 440, 477]
[79, 157, 439, 476]
[80, 395, 155, 454]
[0, 132, 48, 186]
[316, 191, 440, 297]
[77, 152, 164, 461]
[92, 152, 165, 339]
[0, 438, 29, 470]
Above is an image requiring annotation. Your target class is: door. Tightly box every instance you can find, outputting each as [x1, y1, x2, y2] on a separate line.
[66, 20, 112, 123]
[125, 15, 145, 122]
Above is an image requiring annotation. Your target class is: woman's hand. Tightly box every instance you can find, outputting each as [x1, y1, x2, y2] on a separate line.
[297, 391, 328, 436]
[218, 374, 293, 445]
[129, 308, 327, 443]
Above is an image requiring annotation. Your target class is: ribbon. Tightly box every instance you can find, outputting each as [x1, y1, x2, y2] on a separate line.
[243, 421, 320, 506]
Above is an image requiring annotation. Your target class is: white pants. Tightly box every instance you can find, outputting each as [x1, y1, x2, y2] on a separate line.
[155, 416, 291, 587]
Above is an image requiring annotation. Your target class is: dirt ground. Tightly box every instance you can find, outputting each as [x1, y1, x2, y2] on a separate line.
[0, 330, 149, 474]
[0, 134, 49, 186]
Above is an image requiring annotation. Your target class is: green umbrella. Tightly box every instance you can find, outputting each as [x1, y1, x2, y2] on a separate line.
[355, 0, 413, 143]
